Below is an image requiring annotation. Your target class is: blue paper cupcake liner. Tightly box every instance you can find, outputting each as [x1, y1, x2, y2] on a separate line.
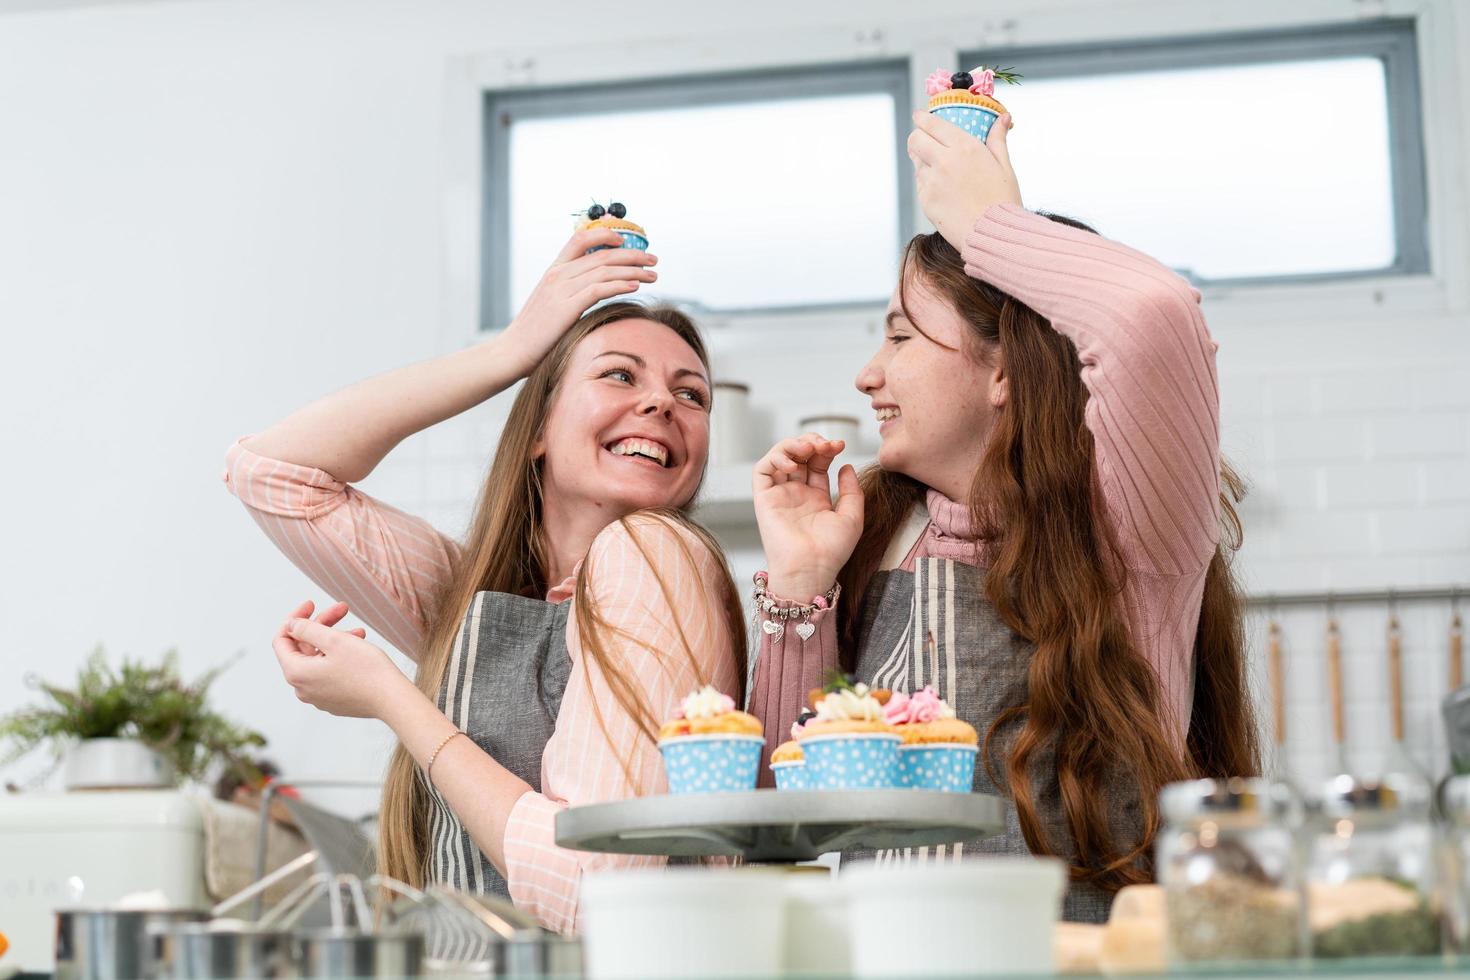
[898, 743, 978, 792]
[771, 760, 809, 791]
[658, 734, 764, 794]
[799, 733, 901, 790]
[929, 103, 998, 141]
[587, 230, 650, 253]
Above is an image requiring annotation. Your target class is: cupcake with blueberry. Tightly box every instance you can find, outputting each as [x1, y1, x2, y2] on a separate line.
[657, 685, 764, 794]
[770, 708, 816, 791]
[884, 686, 978, 793]
[924, 65, 1020, 142]
[576, 201, 649, 253]
[796, 675, 901, 790]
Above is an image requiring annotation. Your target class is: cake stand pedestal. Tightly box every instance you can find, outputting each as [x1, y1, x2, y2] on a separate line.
[554, 790, 1004, 863]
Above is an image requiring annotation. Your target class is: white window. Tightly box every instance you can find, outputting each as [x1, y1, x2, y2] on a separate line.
[964, 21, 1426, 285]
[483, 64, 911, 328]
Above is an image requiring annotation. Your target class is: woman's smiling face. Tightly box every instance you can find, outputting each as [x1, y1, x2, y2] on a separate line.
[854, 271, 1003, 501]
[537, 318, 712, 517]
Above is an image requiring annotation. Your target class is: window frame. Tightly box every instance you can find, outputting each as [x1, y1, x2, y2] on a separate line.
[481, 60, 916, 330]
[961, 18, 1428, 288]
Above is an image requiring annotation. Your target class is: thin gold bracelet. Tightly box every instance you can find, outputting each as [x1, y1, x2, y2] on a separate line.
[426, 730, 466, 777]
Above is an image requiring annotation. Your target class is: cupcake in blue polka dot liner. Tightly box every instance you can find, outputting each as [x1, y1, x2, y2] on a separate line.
[769, 708, 817, 790]
[924, 65, 1021, 143]
[657, 685, 764, 794]
[796, 674, 901, 790]
[575, 201, 649, 253]
[885, 686, 978, 793]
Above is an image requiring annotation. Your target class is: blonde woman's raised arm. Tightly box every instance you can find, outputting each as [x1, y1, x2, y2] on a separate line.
[244, 228, 656, 483]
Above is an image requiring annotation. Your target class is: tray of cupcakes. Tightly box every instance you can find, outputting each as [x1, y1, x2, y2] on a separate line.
[553, 677, 1004, 863]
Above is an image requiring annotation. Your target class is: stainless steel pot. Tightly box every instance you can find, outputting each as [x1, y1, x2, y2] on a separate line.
[293, 928, 424, 978]
[53, 908, 208, 980]
[151, 922, 297, 979]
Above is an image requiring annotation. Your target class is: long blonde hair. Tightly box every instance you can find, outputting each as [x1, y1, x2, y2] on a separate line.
[378, 303, 747, 887]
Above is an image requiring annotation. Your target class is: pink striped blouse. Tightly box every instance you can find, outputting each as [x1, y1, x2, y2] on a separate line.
[223, 439, 739, 934]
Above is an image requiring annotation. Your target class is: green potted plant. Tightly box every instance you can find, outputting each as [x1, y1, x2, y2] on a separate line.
[0, 648, 267, 790]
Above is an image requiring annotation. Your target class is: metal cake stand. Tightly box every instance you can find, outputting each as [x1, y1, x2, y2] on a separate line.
[554, 790, 1005, 863]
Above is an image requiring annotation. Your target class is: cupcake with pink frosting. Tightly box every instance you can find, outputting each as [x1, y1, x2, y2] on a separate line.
[885, 686, 977, 793]
[657, 685, 764, 794]
[924, 65, 1021, 143]
[770, 709, 816, 791]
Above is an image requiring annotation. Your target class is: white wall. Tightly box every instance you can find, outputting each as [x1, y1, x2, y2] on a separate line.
[1, 0, 1467, 810]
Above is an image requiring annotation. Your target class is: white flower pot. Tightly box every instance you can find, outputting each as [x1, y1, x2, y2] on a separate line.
[63, 737, 174, 789]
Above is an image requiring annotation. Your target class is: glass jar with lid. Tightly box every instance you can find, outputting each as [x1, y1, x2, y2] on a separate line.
[1304, 773, 1441, 959]
[1439, 775, 1469, 956]
[1158, 777, 1305, 966]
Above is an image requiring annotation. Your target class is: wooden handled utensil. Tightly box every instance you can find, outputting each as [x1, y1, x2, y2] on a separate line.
[1268, 617, 1286, 749]
[1452, 601, 1464, 692]
[1327, 612, 1347, 774]
[1388, 610, 1404, 745]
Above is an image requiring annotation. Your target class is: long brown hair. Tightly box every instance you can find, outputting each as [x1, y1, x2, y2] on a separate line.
[837, 223, 1259, 894]
[378, 302, 747, 887]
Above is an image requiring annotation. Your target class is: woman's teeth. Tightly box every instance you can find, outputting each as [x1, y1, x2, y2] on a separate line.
[608, 439, 670, 467]
[876, 408, 900, 422]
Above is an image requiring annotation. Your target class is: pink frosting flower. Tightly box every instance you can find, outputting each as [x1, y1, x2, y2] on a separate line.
[968, 67, 995, 97]
[883, 686, 951, 726]
[925, 68, 954, 96]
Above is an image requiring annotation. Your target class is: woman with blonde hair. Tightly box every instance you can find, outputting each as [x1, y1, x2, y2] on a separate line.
[224, 226, 745, 933]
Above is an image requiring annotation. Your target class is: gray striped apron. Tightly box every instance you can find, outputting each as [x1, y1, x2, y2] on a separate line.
[421, 590, 572, 897]
[847, 556, 1140, 924]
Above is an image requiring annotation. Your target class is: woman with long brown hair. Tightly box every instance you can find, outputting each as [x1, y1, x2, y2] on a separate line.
[223, 226, 746, 933]
[749, 110, 1258, 921]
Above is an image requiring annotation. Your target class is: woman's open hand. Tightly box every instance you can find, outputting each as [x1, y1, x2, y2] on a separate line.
[272, 600, 415, 720]
[498, 230, 659, 379]
[752, 434, 864, 603]
[908, 109, 1021, 253]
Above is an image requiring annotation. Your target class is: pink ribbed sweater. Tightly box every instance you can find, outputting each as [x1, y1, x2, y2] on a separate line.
[749, 204, 1223, 768]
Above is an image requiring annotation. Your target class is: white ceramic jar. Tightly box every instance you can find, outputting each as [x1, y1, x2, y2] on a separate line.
[709, 381, 753, 467]
[782, 869, 849, 976]
[843, 857, 1065, 977]
[580, 867, 785, 979]
[63, 738, 173, 790]
[796, 414, 861, 453]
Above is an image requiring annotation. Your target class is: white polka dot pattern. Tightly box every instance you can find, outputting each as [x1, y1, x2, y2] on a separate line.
[897, 743, 978, 793]
[771, 760, 809, 791]
[659, 735, 763, 794]
[801, 734, 902, 790]
[929, 104, 998, 142]
[587, 231, 650, 254]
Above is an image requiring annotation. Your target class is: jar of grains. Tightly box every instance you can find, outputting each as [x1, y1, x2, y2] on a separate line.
[1447, 775, 1470, 957]
[1158, 778, 1305, 967]
[1305, 773, 1442, 959]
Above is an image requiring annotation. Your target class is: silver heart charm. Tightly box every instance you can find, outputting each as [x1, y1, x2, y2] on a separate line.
[761, 619, 785, 641]
[795, 622, 816, 641]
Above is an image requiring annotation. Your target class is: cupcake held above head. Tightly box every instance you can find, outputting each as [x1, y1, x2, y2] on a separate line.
[576, 201, 649, 253]
[658, 685, 764, 794]
[924, 65, 1021, 142]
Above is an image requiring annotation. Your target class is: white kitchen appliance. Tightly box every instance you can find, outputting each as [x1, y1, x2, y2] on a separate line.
[0, 790, 207, 973]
